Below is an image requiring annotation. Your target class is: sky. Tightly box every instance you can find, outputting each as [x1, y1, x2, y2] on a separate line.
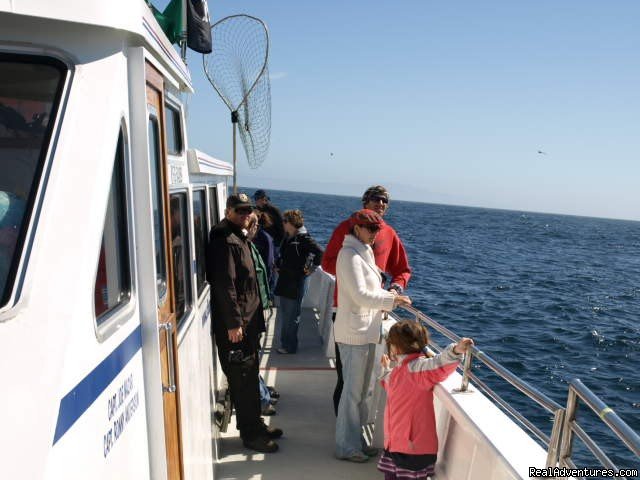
[171, 0, 639, 221]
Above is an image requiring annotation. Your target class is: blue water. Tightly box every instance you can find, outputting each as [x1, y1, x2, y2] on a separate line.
[250, 188, 639, 471]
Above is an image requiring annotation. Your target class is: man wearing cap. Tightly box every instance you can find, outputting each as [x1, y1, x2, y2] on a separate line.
[321, 185, 411, 415]
[253, 189, 285, 246]
[206, 193, 283, 453]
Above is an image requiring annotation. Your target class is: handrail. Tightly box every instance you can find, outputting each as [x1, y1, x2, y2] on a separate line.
[396, 304, 566, 468]
[393, 304, 639, 472]
[398, 305, 563, 413]
[559, 379, 640, 477]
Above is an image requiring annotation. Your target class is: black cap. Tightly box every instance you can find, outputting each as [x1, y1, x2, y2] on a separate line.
[226, 193, 253, 209]
[253, 189, 269, 201]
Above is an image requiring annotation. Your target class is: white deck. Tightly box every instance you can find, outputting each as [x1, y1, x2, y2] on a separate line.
[215, 307, 381, 479]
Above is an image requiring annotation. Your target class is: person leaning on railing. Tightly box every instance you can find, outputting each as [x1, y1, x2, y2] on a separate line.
[322, 185, 412, 416]
[378, 320, 473, 479]
[333, 209, 411, 463]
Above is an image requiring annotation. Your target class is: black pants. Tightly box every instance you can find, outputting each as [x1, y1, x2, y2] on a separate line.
[217, 341, 262, 440]
[332, 312, 343, 416]
[214, 312, 264, 440]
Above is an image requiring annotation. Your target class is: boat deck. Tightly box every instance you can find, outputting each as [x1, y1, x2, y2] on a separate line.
[215, 307, 381, 480]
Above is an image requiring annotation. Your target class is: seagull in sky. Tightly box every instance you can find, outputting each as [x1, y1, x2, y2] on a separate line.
[537, 150, 548, 155]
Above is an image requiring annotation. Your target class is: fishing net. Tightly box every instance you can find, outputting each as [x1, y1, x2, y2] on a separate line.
[203, 14, 271, 172]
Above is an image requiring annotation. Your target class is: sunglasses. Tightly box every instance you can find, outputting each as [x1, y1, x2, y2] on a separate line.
[362, 225, 381, 233]
[369, 195, 389, 204]
[234, 207, 253, 215]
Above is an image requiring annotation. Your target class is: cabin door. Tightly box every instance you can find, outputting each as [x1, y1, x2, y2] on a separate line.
[146, 63, 183, 480]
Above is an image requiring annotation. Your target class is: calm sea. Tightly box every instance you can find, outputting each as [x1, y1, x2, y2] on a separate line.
[250, 187, 640, 471]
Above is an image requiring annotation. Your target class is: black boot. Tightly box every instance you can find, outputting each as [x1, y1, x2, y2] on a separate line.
[260, 419, 283, 438]
[243, 435, 279, 453]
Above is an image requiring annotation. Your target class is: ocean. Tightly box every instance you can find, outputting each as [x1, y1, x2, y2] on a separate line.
[251, 187, 639, 472]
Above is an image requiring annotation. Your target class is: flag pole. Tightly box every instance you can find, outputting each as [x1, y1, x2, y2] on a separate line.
[180, 0, 187, 62]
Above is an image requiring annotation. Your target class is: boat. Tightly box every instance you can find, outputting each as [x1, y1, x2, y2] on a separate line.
[0, 2, 637, 479]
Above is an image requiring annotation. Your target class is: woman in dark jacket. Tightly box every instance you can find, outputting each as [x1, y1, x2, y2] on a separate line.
[275, 209, 323, 354]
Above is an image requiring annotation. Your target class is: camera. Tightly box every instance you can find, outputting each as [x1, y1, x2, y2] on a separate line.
[228, 350, 245, 364]
[303, 253, 316, 274]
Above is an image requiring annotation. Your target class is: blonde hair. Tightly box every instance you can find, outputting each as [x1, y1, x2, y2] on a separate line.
[283, 209, 304, 228]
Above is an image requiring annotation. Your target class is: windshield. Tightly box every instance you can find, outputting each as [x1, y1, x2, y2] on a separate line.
[0, 54, 67, 307]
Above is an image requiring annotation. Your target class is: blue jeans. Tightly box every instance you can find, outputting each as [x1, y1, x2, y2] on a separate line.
[277, 277, 309, 353]
[335, 342, 377, 458]
[259, 375, 271, 409]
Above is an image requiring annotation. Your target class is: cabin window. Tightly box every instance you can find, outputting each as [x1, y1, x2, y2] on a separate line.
[0, 54, 67, 308]
[192, 189, 208, 297]
[165, 104, 183, 155]
[208, 185, 220, 226]
[170, 193, 192, 323]
[149, 115, 168, 303]
[94, 131, 131, 322]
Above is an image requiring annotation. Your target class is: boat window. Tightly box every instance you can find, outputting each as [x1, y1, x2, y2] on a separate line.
[94, 130, 131, 322]
[192, 189, 208, 297]
[149, 115, 168, 303]
[0, 54, 67, 308]
[170, 192, 192, 323]
[208, 185, 220, 227]
[165, 104, 183, 155]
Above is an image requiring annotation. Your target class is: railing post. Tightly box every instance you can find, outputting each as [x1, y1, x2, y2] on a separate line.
[546, 407, 565, 468]
[459, 349, 473, 392]
[558, 386, 578, 475]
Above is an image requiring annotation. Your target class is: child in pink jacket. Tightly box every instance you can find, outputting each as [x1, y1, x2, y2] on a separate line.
[378, 321, 474, 480]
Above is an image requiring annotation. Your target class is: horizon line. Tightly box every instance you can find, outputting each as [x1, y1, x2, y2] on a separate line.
[238, 184, 640, 224]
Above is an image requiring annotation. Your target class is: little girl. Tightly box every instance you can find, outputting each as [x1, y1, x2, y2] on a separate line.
[378, 320, 474, 480]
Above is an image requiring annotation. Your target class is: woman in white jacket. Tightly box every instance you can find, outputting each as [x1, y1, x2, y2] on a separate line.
[334, 209, 411, 463]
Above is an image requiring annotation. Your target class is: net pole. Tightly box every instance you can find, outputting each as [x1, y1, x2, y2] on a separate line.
[231, 111, 238, 194]
[232, 121, 237, 194]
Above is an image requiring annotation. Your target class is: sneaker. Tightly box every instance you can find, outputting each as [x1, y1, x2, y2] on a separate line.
[276, 348, 290, 354]
[267, 386, 280, 399]
[338, 451, 369, 463]
[362, 446, 379, 457]
[260, 420, 283, 439]
[243, 435, 279, 453]
[261, 405, 277, 416]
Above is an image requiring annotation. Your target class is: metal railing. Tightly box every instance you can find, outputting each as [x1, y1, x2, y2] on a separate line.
[394, 304, 639, 472]
[396, 304, 564, 468]
[558, 379, 640, 479]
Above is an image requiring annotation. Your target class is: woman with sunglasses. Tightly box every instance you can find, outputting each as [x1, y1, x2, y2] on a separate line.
[334, 209, 411, 463]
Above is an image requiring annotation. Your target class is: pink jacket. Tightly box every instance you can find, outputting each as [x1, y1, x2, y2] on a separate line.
[380, 345, 461, 455]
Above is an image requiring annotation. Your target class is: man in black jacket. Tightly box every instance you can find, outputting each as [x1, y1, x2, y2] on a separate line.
[206, 193, 283, 453]
[253, 189, 285, 246]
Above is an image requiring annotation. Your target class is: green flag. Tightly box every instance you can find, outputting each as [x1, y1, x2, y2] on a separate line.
[151, 0, 183, 45]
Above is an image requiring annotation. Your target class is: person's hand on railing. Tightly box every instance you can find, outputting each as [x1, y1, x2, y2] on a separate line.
[454, 337, 474, 355]
[393, 295, 411, 308]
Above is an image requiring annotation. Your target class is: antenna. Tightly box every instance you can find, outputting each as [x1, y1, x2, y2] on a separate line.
[203, 14, 271, 193]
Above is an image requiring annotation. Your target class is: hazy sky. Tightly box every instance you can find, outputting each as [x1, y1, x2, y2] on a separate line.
[176, 1, 639, 221]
